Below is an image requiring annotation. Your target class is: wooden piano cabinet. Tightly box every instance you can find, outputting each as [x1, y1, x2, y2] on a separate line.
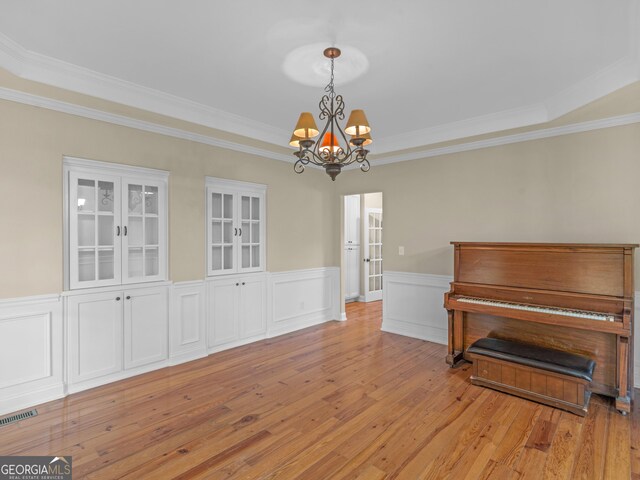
[444, 242, 637, 415]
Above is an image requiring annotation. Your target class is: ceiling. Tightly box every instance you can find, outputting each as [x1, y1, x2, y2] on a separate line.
[0, 0, 638, 157]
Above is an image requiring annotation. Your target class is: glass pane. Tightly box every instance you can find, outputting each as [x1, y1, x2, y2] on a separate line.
[78, 215, 95, 246]
[128, 184, 143, 215]
[98, 216, 113, 246]
[211, 246, 222, 271]
[380, 275, 383, 290]
[223, 246, 233, 270]
[241, 222, 250, 244]
[78, 249, 95, 282]
[211, 193, 222, 218]
[374, 214, 380, 228]
[145, 186, 158, 214]
[369, 229, 375, 244]
[223, 221, 233, 243]
[128, 247, 143, 278]
[242, 196, 250, 220]
[242, 245, 250, 268]
[223, 194, 233, 219]
[251, 197, 260, 220]
[375, 276, 381, 291]
[376, 245, 382, 259]
[145, 217, 158, 245]
[251, 222, 259, 243]
[370, 245, 375, 259]
[369, 277, 375, 292]
[369, 214, 374, 228]
[129, 217, 143, 246]
[212, 221, 222, 244]
[98, 249, 114, 280]
[251, 246, 259, 268]
[98, 181, 114, 213]
[376, 230, 382, 244]
[77, 179, 95, 212]
[145, 247, 159, 276]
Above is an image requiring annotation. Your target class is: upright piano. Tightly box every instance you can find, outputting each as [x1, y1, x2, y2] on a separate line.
[444, 242, 637, 413]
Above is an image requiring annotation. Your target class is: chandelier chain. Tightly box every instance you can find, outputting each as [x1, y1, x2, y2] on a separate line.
[324, 57, 336, 99]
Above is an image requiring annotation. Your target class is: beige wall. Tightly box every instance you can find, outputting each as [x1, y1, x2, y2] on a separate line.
[0, 98, 338, 299]
[335, 124, 640, 280]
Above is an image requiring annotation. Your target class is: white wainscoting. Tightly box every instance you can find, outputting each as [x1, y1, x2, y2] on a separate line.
[170, 281, 207, 365]
[382, 272, 450, 345]
[268, 267, 340, 337]
[383, 271, 640, 389]
[0, 295, 64, 416]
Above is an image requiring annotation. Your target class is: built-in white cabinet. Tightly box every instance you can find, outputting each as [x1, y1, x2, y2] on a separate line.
[344, 194, 361, 246]
[345, 246, 360, 300]
[65, 157, 168, 290]
[124, 287, 169, 369]
[67, 285, 169, 387]
[206, 177, 266, 276]
[206, 274, 267, 349]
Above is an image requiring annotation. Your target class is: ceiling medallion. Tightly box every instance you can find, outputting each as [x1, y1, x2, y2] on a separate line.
[289, 47, 372, 181]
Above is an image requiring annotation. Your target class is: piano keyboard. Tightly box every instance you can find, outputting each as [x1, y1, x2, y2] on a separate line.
[456, 297, 616, 322]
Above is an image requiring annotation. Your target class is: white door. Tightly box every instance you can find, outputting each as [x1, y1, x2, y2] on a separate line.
[123, 287, 168, 369]
[364, 208, 383, 302]
[345, 246, 360, 300]
[207, 278, 240, 347]
[239, 276, 267, 337]
[122, 179, 166, 284]
[344, 195, 360, 246]
[68, 291, 123, 383]
[69, 172, 121, 289]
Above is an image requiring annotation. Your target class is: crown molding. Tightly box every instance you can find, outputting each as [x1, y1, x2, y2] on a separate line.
[1, 25, 639, 159]
[0, 86, 293, 163]
[0, 32, 291, 146]
[360, 112, 640, 168]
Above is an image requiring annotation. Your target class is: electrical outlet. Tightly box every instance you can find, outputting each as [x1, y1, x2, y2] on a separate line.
[399, 246, 405, 256]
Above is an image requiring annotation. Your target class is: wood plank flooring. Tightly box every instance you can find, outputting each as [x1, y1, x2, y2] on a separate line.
[1, 301, 636, 479]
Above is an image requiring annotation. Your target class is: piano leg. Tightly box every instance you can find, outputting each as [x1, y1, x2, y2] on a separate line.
[446, 309, 465, 367]
[615, 336, 631, 415]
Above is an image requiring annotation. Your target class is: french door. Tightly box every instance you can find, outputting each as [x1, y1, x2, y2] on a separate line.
[364, 207, 383, 302]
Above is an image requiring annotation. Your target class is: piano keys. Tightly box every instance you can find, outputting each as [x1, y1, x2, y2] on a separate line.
[444, 242, 637, 414]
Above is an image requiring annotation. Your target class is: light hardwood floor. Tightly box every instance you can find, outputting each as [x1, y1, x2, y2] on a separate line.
[1, 301, 638, 479]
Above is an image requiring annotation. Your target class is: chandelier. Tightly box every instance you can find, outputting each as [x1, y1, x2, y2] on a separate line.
[289, 47, 372, 181]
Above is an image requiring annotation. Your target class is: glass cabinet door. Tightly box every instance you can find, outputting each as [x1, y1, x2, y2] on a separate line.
[208, 190, 236, 275]
[69, 172, 121, 289]
[238, 193, 263, 272]
[122, 179, 165, 283]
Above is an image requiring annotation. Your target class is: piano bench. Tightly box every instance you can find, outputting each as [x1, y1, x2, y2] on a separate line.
[467, 338, 596, 416]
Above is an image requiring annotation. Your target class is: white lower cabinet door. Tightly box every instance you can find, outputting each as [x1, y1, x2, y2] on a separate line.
[124, 287, 168, 369]
[239, 276, 266, 338]
[68, 291, 124, 383]
[207, 278, 240, 347]
[345, 247, 360, 300]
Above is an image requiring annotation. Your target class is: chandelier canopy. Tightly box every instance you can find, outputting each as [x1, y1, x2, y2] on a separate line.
[289, 47, 372, 181]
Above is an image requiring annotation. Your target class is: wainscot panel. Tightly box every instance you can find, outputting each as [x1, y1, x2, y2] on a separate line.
[268, 267, 341, 337]
[0, 295, 64, 416]
[170, 281, 207, 365]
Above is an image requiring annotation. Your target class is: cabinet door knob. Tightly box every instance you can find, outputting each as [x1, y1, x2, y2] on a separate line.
[236, 283, 239, 286]
[116, 297, 121, 301]
[234, 227, 238, 236]
[238, 228, 242, 236]
[242, 282, 245, 286]
[123, 226, 128, 236]
[126, 296, 131, 300]
[116, 226, 121, 236]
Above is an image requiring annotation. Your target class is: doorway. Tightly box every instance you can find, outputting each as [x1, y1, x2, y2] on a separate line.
[342, 193, 383, 316]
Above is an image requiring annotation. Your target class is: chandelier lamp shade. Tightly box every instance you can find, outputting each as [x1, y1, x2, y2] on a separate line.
[289, 47, 372, 181]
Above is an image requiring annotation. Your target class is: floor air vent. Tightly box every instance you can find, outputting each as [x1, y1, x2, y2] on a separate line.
[0, 409, 38, 427]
